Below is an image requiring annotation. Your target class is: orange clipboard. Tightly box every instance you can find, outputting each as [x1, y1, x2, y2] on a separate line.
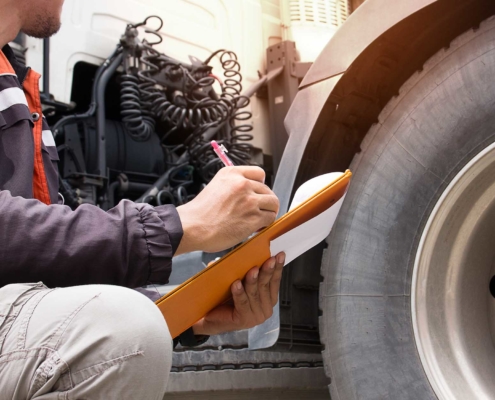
[155, 170, 352, 338]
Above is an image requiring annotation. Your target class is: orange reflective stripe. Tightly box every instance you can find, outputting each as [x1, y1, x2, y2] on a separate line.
[0, 50, 15, 74]
[23, 69, 50, 205]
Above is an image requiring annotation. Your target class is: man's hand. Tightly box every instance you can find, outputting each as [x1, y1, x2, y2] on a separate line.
[175, 166, 279, 254]
[191, 252, 285, 336]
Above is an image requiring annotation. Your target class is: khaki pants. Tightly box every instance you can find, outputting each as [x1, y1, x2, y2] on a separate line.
[0, 283, 172, 399]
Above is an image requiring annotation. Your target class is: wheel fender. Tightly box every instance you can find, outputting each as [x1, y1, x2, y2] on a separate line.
[301, 0, 437, 88]
[273, 0, 438, 215]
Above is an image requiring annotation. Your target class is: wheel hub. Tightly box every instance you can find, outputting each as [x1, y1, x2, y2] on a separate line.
[412, 142, 495, 399]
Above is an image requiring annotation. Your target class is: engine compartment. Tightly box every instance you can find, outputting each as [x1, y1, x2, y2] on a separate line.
[51, 16, 257, 210]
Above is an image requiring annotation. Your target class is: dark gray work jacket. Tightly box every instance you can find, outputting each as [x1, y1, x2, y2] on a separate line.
[0, 45, 183, 288]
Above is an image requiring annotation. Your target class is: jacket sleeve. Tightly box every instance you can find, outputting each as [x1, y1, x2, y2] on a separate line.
[0, 190, 183, 288]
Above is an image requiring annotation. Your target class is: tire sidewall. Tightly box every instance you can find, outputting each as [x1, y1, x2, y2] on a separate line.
[320, 18, 495, 400]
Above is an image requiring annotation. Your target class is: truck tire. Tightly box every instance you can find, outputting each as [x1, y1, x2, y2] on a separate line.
[320, 16, 495, 400]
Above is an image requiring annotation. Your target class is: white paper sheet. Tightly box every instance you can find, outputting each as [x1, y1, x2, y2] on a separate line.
[270, 172, 346, 265]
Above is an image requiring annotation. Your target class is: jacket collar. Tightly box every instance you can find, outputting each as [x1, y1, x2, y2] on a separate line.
[1, 44, 30, 85]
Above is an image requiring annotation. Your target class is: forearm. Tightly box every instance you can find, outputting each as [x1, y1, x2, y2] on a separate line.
[0, 190, 182, 288]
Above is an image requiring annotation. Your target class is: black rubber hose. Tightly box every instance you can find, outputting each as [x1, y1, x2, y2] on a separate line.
[108, 181, 153, 208]
[135, 162, 188, 203]
[107, 181, 120, 209]
[95, 52, 124, 177]
[156, 189, 174, 206]
[52, 47, 122, 138]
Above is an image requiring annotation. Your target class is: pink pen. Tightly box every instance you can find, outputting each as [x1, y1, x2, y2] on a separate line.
[211, 140, 234, 167]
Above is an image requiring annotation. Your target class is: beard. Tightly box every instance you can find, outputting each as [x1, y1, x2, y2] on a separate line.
[21, 12, 61, 39]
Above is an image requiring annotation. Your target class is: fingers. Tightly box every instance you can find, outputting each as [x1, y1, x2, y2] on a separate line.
[258, 257, 276, 318]
[257, 194, 279, 214]
[250, 181, 279, 215]
[222, 166, 279, 229]
[238, 255, 284, 323]
[270, 252, 285, 306]
[258, 210, 277, 229]
[226, 253, 285, 333]
[231, 280, 251, 317]
[250, 180, 272, 195]
[243, 267, 265, 324]
[231, 281, 253, 330]
[235, 166, 266, 183]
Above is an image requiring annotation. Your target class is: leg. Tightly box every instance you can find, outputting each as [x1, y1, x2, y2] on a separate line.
[0, 284, 172, 400]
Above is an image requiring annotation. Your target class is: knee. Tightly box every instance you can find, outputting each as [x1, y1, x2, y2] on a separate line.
[54, 284, 173, 369]
[27, 284, 173, 396]
[91, 286, 173, 388]
[91, 285, 172, 351]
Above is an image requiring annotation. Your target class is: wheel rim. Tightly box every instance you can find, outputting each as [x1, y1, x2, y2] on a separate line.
[412, 141, 495, 400]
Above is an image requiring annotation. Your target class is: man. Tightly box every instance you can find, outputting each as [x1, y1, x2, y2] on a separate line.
[0, 0, 284, 398]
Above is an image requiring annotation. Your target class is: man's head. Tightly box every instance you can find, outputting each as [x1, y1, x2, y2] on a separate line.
[19, 0, 65, 38]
